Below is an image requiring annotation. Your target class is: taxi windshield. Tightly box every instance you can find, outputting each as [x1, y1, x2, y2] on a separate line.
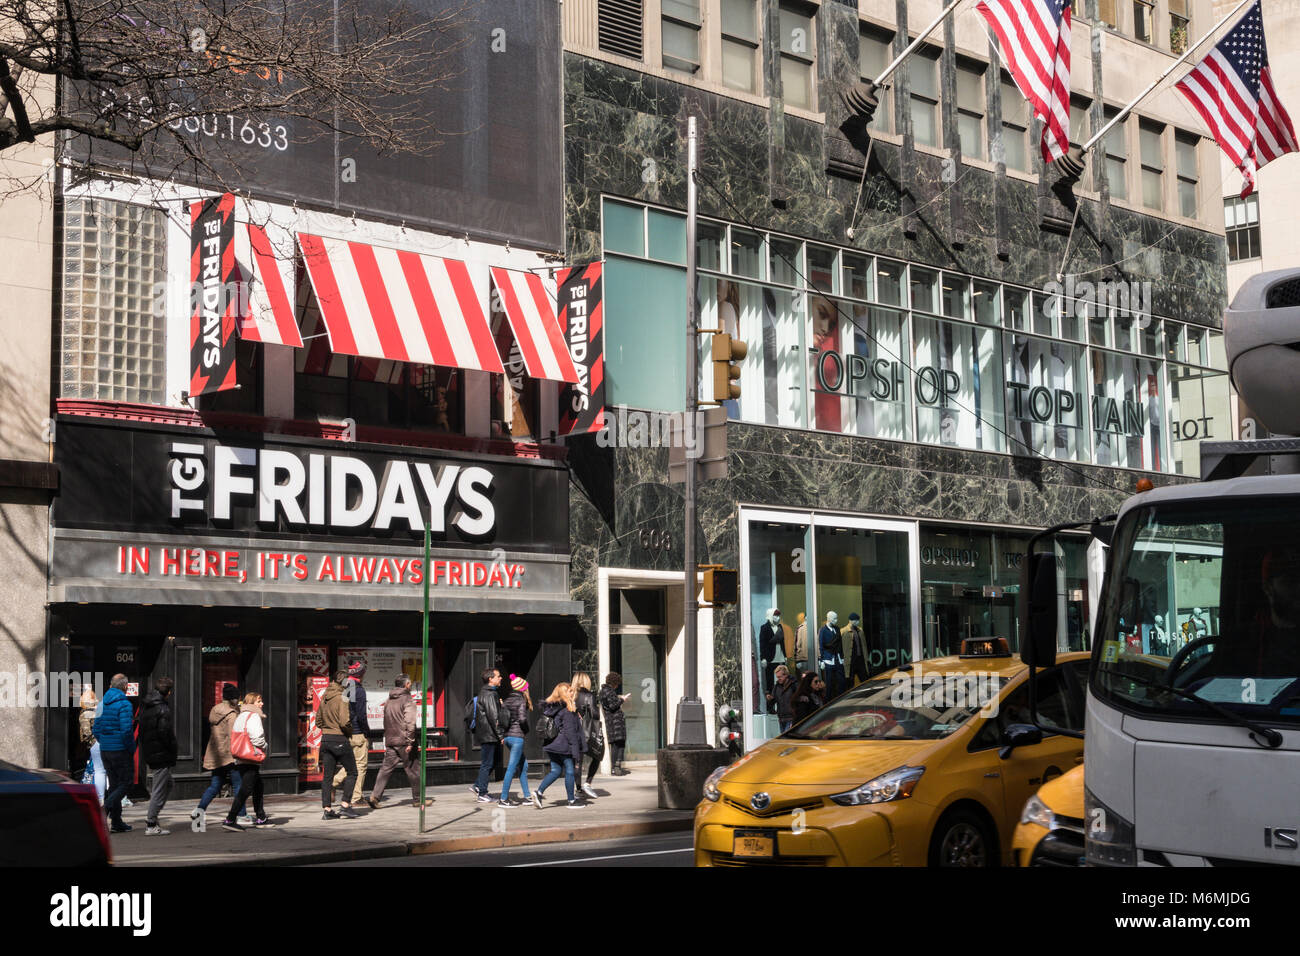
[1094, 499, 1300, 726]
[785, 673, 1008, 740]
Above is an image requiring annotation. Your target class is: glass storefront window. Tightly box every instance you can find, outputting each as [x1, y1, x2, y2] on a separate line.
[876, 259, 905, 305]
[603, 200, 645, 256]
[731, 228, 764, 279]
[1186, 325, 1208, 366]
[1168, 364, 1231, 476]
[1089, 351, 1165, 470]
[1164, 321, 1185, 362]
[1114, 314, 1136, 353]
[605, 257, 688, 411]
[973, 281, 1000, 325]
[808, 299, 910, 439]
[842, 252, 872, 301]
[921, 527, 996, 657]
[913, 317, 1005, 452]
[745, 519, 810, 732]
[647, 208, 687, 263]
[942, 273, 970, 320]
[770, 236, 802, 286]
[807, 245, 837, 294]
[1032, 292, 1056, 337]
[1058, 297, 1083, 342]
[1207, 331, 1225, 369]
[696, 219, 725, 271]
[1088, 307, 1109, 347]
[1004, 333, 1089, 462]
[911, 266, 939, 314]
[1004, 288, 1029, 331]
[1141, 318, 1162, 356]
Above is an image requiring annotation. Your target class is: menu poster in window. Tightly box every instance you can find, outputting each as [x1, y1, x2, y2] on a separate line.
[299, 675, 329, 779]
[336, 647, 425, 731]
[558, 263, 605, 436]
[297, 645, 329, 677]
[188, 192, 241, 397]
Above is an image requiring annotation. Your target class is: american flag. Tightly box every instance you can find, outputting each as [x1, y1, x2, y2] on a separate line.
[1175, 0, 1297, 198]
[978, 0, 1072, 163]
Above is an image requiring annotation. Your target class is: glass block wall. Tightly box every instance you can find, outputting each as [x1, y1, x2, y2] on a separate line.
[60, 199, 168, 403]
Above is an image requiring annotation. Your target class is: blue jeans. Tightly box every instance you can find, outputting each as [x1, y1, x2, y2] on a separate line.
[197, 764, 243, 811]
[538, 754, 575, 802]
[474, 741, 500, 795]
[88, 742, 107, 804]
[499, 736, 531, 800]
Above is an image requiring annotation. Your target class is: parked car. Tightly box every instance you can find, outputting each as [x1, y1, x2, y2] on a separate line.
[1013, 762, 1086, 867]
[0, 760, 112, 866]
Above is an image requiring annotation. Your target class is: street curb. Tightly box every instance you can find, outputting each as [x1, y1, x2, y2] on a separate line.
[164, 816, 696, 867]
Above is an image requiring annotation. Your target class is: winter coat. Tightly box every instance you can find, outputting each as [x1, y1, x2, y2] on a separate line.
[575, 688, 600, 751]
[232, 705, 267, 765]
[317, 682, 353, 737]
[768, 677, 797, 720]
[501, 690, 530, 739]
[793, 690, 825, 724]
[598, 685, 627, 743]
[93, 687, 135, 753]
[78, 707, 96, 748]
[139, 689, 178, 769]
[382, 687, 419, 748]
[346, 676, 369, 738]
[542, 702, 583, 762]
[472, 686, 508, 745]
[203, 700, 240, 769]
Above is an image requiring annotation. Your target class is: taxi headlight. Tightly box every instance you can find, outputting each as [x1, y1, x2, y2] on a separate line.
[830, 765, 925, 806]
[1019, 793, 1056, 830]
[702, 765, 727, 802]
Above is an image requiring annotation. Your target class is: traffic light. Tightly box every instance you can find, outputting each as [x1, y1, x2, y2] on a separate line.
[703, 567, 738, 605]
[711, 333, 747, 402]
[718, 702, 743, 757]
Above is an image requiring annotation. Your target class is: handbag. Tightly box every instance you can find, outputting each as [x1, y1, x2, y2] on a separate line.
[230, 712, 267, 763]
[80, 758, 94, 786]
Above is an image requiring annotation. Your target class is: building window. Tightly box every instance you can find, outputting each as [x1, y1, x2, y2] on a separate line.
[661, 0, 701, 75]
[60, 198, 168, 404]
[1132, 0, 1153, 42]
[1175, 132, 1198, 218]
[778, 2, 816, 111]
[859, 27, 895, 134]
[1098, 0, 1118, 27]
[1000, 75, 1029, 171]
[1070, 97, 1090, 149]
[956, 60, 987, 160]
[598, 0, 644, 60]
[910, 46, 941, 148]
[1169, 0, 1190, 54]
[722, 0, 761, 94]
[1103, 107, 1128, 200]
[1139, 121, 1164, 211]
[1224, 194, 1261, 261]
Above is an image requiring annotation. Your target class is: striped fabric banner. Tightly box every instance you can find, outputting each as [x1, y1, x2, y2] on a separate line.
[238, 223, 304, 348]
[489, 267, 581, 384]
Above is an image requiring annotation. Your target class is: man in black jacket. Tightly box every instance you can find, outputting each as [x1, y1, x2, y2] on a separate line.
[333, 660, 370, 808]
[470, 668, 507, 802]
[139, 676, 178, 835]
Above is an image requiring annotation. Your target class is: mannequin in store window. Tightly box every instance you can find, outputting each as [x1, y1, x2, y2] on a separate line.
[793, 613, 808, 674]
[758, 608, 785, 712]
[818, 611, 845, 699]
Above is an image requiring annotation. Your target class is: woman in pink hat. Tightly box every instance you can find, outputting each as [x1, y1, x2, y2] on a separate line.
[498, 675, 539, 808]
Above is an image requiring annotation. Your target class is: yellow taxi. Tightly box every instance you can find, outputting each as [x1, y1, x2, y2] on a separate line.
[1013, 762, 1086, 867]
[695, 640, 1089, 867]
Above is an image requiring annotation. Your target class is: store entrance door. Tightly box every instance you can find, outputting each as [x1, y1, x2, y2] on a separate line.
[608, 589, 666, 760]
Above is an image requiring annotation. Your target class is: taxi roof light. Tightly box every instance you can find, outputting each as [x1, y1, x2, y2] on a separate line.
[959, 637, 1012, 658]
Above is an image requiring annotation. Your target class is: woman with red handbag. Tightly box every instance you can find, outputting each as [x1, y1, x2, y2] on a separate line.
[224, 692, 270, 832]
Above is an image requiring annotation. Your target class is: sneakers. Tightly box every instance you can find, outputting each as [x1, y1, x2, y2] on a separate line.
[144, 824, 170, 836]
[338, 806, 360, 819]
[581, 783, 598, 799]
[109, 821, 132, 833]
[321, 809, 341, 819]
[252, 818, 275, 828]
[221, 820, 244, 832]
[529, 793, 543, 809]
[366, 797, 381, 810]
[476, 793, 493, 803]
[496, 798, 513, 808]
[468, 785, 482, 796]
[121, 797, 133, 808]
[566, 800, 586, 809]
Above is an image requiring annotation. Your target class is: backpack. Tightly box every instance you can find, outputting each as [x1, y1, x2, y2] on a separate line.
[463, 696, 479, 732]
[537, 710, 560, 744]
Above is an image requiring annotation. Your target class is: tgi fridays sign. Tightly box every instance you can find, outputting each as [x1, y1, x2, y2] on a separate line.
[189, 193, 241, 398]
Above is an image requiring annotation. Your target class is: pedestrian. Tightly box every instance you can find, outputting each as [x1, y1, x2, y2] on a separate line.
[598, 673, 631, 776]
[193, 683, 243, 827]
[138, 676, 178, 835]
[93, 673, 136, 833]
[224, 692, 272, 831]
[367, 674, 430, 809]
[766, 665, 797, 733]
[791, 671, 825, 724]
[571, 671, 604, 799]
[331, 659, 369, 809]
[468, 667, 508, 802]
[843, 612, 869, 687]
[535, 682, 584, 809]
[78, 686, 106, 804]
[497, 675, 539, 809]
[317, 670, 360, 820]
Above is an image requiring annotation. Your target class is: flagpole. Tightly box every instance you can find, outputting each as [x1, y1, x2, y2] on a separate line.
[873, 0, 968, 88]
[418, 523, 430, 833]
[1078, 0, 1254, 155]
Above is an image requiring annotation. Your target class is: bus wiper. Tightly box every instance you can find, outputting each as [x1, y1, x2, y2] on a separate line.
[1100, 666, 1284, 748]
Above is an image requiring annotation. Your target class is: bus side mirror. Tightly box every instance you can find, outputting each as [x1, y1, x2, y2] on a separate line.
[1021, 551, 1058, 670]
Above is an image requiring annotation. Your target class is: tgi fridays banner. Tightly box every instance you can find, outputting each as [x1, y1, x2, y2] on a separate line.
[189, 193, 241, 398]
[557, 262, 604, 436]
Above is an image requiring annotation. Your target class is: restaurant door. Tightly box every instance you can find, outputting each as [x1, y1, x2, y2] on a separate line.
[608, 589, 666, 759]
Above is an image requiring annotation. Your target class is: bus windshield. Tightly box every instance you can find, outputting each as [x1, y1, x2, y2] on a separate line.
[1093, 498, 1300, 726]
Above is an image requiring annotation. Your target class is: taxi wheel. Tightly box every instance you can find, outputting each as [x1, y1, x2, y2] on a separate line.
[929, 810, 996, 868]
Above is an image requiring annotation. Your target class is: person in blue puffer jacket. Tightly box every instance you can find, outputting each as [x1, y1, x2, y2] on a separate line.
[93, 674, 137, 833]
[535, 683, 585, 809]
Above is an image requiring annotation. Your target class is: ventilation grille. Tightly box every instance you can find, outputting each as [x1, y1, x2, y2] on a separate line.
[1266, 277, 1300, 309]
[598, 0, 643, 60]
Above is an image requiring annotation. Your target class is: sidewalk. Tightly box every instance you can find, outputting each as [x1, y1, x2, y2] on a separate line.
[108, 764, 695, 866]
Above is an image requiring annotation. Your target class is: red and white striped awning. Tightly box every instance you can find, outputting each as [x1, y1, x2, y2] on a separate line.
[237, 223, 303, 347]
[297, 232, 504, 374]
[490, 267, 581, 384]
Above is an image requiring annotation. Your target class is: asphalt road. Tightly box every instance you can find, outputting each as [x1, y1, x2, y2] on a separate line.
[312, 830, 696, 867]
